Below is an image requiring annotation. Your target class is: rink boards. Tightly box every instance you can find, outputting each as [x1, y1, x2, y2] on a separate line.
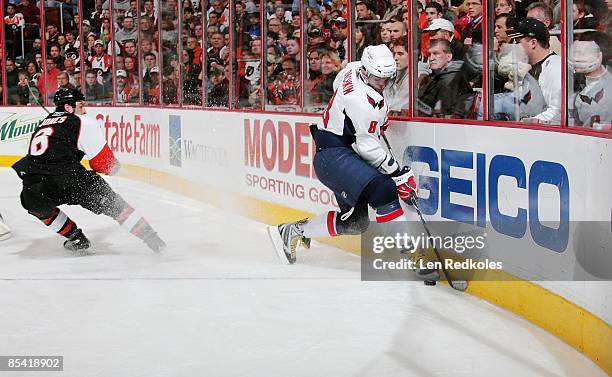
[0, 106, 610, 374]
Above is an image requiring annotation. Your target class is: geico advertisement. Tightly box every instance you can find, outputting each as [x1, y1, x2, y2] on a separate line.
[243, 117, 338, 211]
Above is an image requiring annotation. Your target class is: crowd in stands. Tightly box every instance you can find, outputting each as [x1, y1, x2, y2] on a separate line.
[1, 0, 611, 129]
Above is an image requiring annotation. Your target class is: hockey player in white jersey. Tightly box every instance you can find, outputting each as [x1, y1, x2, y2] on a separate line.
[0, 212, 11, 241]
[270, 45, 432, 276]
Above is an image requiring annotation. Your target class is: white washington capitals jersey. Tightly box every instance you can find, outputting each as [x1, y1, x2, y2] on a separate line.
[320, 61, 393, 173]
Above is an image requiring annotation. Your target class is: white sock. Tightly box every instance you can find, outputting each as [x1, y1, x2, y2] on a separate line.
[302, 211, 337, 238]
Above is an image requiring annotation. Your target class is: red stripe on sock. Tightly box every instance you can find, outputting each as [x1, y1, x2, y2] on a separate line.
[43, 209, 60, 225]
[130, 218, 148, 236]
[59, 219, 76, 236]
[115, 207, 135, 224]
[376, 208, 404, 223]
[327, 211, 337, 237]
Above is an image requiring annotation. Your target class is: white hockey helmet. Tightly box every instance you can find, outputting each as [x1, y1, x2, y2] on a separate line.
[361, 44, 397, 79]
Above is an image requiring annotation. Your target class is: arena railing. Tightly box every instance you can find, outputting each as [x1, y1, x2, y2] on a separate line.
[1, 0, 610, 138]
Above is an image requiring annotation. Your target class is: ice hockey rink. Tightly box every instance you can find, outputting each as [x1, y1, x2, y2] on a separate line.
[0, 168, 606, 377]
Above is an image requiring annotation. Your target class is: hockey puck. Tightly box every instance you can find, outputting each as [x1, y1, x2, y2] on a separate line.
[424, 280, 437, 286]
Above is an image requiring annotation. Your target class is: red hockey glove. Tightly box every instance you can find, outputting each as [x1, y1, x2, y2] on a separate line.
[392, 166, 418, 204]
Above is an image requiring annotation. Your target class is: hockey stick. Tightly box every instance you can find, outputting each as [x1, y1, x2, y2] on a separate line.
[409, 196, 468, 291]
[25, 80, 51, 115]
[382, 134, 468, 291]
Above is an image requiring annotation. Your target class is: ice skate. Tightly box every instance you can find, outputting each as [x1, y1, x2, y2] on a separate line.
[0, 213, 11, 241]
[267, 219, 309, 264]
[63, 229, 93, 255]
[410, 248, 440, 281]
[143, 232, 166, 252]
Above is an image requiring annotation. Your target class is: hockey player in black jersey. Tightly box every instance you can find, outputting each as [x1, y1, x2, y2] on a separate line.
[12, 88, 166, 253]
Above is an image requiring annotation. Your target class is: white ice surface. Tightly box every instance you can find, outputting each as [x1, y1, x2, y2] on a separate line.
[0, 168, 606, 377]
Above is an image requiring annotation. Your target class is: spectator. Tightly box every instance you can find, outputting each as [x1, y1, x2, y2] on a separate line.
[63, 58, 79, 88]
[49, 44, 65, 70]
[318, 50, 340, 103]
[25, 37, 42, 61]
[5, 59, 19, 104]
[572, 0, 597, 30]
[286, 37, 300, 61]
[494, 13, 517, 53]
[425, 18, 465, 60]
[115, 69, 134, 103]
[115, 15, 138, 44]
[141, 0, 158, 25]
[494, 0, 515, 16]
[84, 70, 106, 101]
[355, 26, 374, 59]
[330, 16, 348, 64]
[385, 36, 410, 114]
[140, 15, 155, 41]
[460, 0, 483, 46]
[382, 0, 402, 21]
[207, 66, 229, 107]
[306, 48, 323, 105]
[144, 66, 161, 105]
[57, 71, 75, 90]
[571, 40, 612, 130]
[267, 57, 300, 105]
[4, 4, 25, 59]
[526, 2, 560, 55]
[15, 71, 40, 105]
[388, 17, 407, 44]
[418, 39, 473, 117]
[16, 0, 39, 24]
[511, 18, 561, 123]
[45, 57, 60, 101]
[380, 21, 392, 45]
[122, 39, 138, 58]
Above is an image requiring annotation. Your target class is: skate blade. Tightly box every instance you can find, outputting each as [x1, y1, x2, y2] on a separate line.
[266, 226, 291, 265]
[71, 248, 96, 257]
[0, 231, 11, 241]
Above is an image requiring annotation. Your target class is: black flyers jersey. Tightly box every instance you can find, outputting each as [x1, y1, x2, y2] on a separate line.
[13, 111, 108, 176]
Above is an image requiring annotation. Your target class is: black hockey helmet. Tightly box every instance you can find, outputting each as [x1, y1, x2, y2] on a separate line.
[54, 87, 85, 110]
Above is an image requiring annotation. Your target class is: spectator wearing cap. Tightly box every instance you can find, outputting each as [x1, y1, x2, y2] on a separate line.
[418, 39, 473, 118]
[330, 16, 348, 65]
[511, 18, 561, 123]
[571, 40, 612, 130]
[115, 69, 132, 103]
[144, 66, 161, 105]
[425, 18, 465, 60]
[88, 39, 113, 88]
[82, 19, 92, 36]
[385, 35, 411, 115]
[526, 2, 560, 55]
